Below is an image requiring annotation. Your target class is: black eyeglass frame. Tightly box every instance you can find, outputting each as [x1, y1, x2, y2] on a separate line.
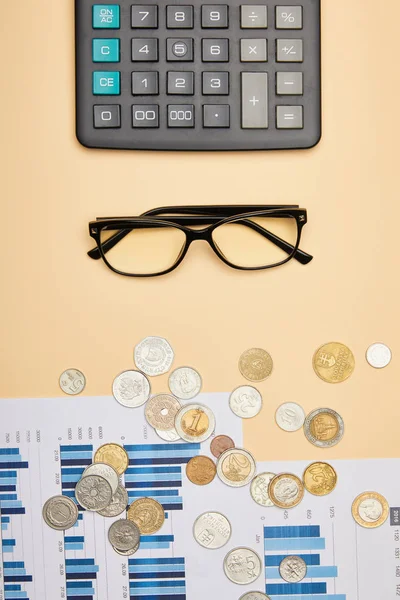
[88, 205, 312, 277]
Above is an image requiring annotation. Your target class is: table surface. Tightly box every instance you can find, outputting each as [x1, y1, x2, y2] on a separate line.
[1, 0, 399, 462]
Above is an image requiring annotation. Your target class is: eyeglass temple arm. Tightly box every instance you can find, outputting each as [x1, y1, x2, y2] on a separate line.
[142, 205, 300, 217]
[88, 218, 312, 265]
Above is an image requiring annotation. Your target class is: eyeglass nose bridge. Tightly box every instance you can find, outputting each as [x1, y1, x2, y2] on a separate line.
[186, 227, 211, 242]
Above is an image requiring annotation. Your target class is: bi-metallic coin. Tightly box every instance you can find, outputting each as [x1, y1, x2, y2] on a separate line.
[303, 408, 344, 448]
[217, 448, 256, 488]
[351, 491, 389, 528]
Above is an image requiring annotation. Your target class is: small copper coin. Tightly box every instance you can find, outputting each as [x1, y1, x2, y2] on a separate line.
[210, 435, 235, 458]
[186, 456, 216, 486]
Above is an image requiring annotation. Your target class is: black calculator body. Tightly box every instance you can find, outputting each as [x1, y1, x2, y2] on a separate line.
[75, 0, 321, 150]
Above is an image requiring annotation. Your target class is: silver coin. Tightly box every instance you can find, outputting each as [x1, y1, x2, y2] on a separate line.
[155, 427, 181, 442]
[303, 407, 344, 448]
[134, 336, 174, 376]
[75, 475, 112, 511]
[217, 448, 257, 488]
[239, 593, 271, 600]
[42, 495, 79, 530]
[275, 402, 305, 432]
[250, 472, 275, 507]
[223, 547, 262, 585]
[97, 484, 128, 517]
[229, 386, 262, 419]
[145, 394, 181, 431]
[82, 463, 119, 495]
[175, 403, 216, 443]
[112, 370, 151, 408]
[168, 367, 202, 400]
[279, 555, 307, 583]
[108, 519, 140, 551]
[193, 512, 232, 549]
[112, 542, 140, 556]
[366, 343, 392, 369]
[59, 369, 86, 395]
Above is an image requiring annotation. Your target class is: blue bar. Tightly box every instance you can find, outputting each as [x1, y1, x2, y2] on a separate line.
[129, 565, 185, 573]
[0, 456, 22, 463]
[1, 508, 26, 515]
[2, 524, 8, 530]
[0, 494, 18, 501]
[125, 474, 183, 482]
[60, 445, 93, 452]
[3, 576, 33, 583]
[128, 450, 197, 459]
[268, 596, 346, 600]
[264, 526, 320, 538]
[265, 538, 325, 551]
[66, 566, 99, 574]
[1, 516, 11, 523]
[61, 460, 92, 467]
[77, 513, 83, 520]
[66, 559, 95, 566]
[65, 543, 84, 551]
[139, 542, 171, 549]
[2, 547, 14, 553]
[65, 536, 84, 543]
[125, 443, 200, 452]
[130, 458, 193, 465]
[4, 592, 28, 598]
[266, 582, 327, 595]
[62, 468, 86, 475]
[60, 452, 93, 460]
[4, 585, 21, 590]
[0, 463, 28, 469]
[67, 582, 93, 589]
[0, 486, 16, 492]
[62, 475, 84, 483]
[3, 563, 25, 568]
[126, 489, 179, 496]
[4, 569, 26, 576]
[140, 536, 174, 542]
[130, 572, 184, 580]
[129, 558, 184, 565]
[126, 481, 182, 489]
[0, 501, 23, 508]
[0, 471, 17, 477]
[266, 565, 338, 579]
[161, 504, 182, 511]
[2, 539, 16, 546]
[129, 595, 186, 600]
[61, 491, 77, 498]
[128, 496, 183, 505]
[0, 480, 17, 486]
[66, 589, 94, 597]
[0, 449, 20, 455]
[126, 467, 182, 474]
[265, 554, 320, 567]
[130, 580, 185, 588]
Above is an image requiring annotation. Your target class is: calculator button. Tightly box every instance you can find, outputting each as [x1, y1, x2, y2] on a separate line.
[131, 5, 158, 29]
[276, 105, 303, 128]
[167, 39, 194, 61]
[203, 104, 230, 127]
[202, 5, 229, 28]
[240, 39, 267, 62]
[168, 105, 195, 127]
[241, 72, 268, 128]
[168, 72, 194, 95]
[240, 5, 267, 28]
[92, 5, 120, 29]
[276, 6, 303, 29]
[132, 72, 159, 95]
[132, 105, 159, 127]
[93, 71, 121, 95]
[202, 39, 229, 62]
[92, 39, 120, 63]
[202, 71, 229, 94]
[277, 39, 303, 62]
[132, 39, 159, 62]
[276, 71, 303, 95]
[94, 105, 121, 128]
[167, 6, 194, 29]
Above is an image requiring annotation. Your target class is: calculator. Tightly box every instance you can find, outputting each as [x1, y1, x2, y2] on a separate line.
[75, 0, 321, 150]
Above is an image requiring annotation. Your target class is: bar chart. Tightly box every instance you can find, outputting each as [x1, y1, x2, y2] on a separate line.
[129, 557, 186, 600]
[264, 525, 346, 600]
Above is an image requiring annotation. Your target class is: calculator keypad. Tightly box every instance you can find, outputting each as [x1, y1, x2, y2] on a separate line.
[76, 0, 321, 150]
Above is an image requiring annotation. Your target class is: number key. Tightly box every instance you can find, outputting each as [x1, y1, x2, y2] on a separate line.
[167, 6, 194, 29]
[202, 39, 229, 62]
[168, 104, 195, 127]
[167, 72, 194, 95]
[131, 5, 158, 28]
[132, 104, 159, 127]
[202, 71, 229, 94]
[202, 5, 229, 28]
[132, 38, 158, 61]
[132, 72, 159, 95]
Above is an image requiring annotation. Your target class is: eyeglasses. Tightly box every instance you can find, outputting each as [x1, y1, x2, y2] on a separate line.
[88, 205, 312, 277]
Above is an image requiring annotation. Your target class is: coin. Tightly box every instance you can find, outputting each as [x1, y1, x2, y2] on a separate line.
[193, 512, 231, 549]
[155, 427, 181, 442]
[134, 336, 174, 376]
[112, 370, 151, 408]
[112, 542, 140, 556]
[279, 555, 307, 583]
[169, 367, 202, 400]
[42, 495, 79, 530]
[94, 443, 129, 476]
[224, 547, 262, 585]
[127, 497, 165, 534]
[351, 491, 389, 528]
[59, 369, 86, 395]
[303, 462, 337, 496]
[275, 402, 305, 432]
[304, 408, 344, 448]
[250, 472, 275, 507]
[229, 386, 262, 419]
[108, 519, 140, 551]
[75, 475, 112, 511]
[97, 485, 129, 518]
[312, 342, 355, 383]
[269, 473, 304, 508]
[82, 463, 119, 495]
[210, 435, 235, 458]
[145, 394, 181, 431]
[175, 403, 215, 443]
[217, 448, 256, 488]
[186, 456, 216, 485]
[239, 348, 273, 382]
[239, 593, 271, 600]
[366, 343, 392, 369]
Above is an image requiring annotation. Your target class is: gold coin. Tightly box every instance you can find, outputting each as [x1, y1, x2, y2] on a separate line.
[351, 491, 389, 528]
[312, 342, 355, 383]
[239, 348, 273, 382]
[94, 443, 129, 476]
[186, 456, 216, 486]
[303, 462, 337, 496]
[269, 473, 304, 508]
[217, 448, 256, 488]
[127, 497, 165, 534]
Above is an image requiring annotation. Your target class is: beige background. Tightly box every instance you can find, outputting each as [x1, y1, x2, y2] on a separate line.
[1, 0, 399, 461]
